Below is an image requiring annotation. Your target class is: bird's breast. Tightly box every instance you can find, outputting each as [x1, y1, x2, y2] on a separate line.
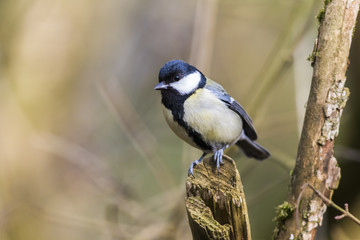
[183, 89, 243, 145]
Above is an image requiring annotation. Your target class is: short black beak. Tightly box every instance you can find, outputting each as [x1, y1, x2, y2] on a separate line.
[154, 82, 168, 90]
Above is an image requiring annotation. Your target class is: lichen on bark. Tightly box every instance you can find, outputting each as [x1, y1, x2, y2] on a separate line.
[318, 80, 350, 145]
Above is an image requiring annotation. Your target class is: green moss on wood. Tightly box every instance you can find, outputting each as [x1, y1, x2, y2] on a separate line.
[317, 0, 333, 24]
[352, 20, 357, 38]
[306, 51, 319, 62]
[317, 9, 326, 23]
[272, 201, 296, 240]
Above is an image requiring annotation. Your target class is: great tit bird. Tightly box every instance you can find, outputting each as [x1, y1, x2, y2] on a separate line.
[155, 60, 270, 175]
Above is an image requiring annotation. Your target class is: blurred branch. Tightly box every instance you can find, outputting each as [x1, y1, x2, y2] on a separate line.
[96, 79, 174, 190]
[188, 0, 218, 72]
[32, 132, 166, 225]
[33, 132, 127, 195]
[0, 0, 34, 62]
[275, 0, 360, 239]
[247, 0, 320, 117]
[33, 131, 191, 239]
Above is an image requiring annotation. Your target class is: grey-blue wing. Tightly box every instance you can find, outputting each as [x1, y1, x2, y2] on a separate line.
[205, 79, 258, 140]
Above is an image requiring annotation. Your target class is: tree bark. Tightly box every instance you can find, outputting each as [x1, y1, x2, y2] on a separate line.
[274, 0, 360, 239]
[185, 155, 251, 240]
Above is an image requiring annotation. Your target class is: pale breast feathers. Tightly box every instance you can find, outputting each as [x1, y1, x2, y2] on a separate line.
[183, 88, 243, 144]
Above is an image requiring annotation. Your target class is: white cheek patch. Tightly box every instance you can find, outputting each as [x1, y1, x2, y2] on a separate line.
[169, 71, 201, 95]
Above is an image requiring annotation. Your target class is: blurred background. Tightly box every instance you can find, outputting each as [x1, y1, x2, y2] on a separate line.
[0, 0, 359, 239]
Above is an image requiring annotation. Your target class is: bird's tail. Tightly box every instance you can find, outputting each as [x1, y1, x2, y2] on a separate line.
[236, 138, 270, 160]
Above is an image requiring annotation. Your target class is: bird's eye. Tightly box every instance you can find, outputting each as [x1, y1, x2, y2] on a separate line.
[174, 75, 180, 81]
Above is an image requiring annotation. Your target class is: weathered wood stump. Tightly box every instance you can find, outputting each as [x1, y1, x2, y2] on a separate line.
[185, 155, 251, 240]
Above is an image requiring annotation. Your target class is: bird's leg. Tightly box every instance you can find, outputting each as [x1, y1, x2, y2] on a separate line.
[214, 146, 226, 171]
[188, 152, 207, 176]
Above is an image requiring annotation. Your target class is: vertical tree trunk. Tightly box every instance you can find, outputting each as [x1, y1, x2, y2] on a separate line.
[274, 0, 360, 239]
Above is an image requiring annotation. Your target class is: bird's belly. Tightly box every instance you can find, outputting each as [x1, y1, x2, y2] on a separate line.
[183, 90, 243, 146]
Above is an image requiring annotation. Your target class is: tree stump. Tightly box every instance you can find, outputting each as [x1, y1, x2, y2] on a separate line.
[185, 155, 251, 240]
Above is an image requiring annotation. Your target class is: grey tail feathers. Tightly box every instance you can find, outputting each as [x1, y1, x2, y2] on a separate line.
[236, 138, 270, 160]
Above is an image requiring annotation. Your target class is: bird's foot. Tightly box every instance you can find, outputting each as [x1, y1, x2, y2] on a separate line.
[188, 159, 201, 176]
[188, 153, 207, 176]
[214, 148, 225, 171]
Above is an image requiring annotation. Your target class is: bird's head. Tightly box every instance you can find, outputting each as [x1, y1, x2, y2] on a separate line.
[154, 60, 206, 95]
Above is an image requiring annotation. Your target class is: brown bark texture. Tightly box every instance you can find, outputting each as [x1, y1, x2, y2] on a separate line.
[185, 156, 251, 240]
[276, 0, 360, 239]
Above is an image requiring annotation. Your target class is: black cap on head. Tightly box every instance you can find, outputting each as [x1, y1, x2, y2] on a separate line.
[158, 60, 197, 83]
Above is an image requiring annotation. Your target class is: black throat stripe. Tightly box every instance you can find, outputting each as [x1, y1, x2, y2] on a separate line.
[161, 90, 212, 151]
